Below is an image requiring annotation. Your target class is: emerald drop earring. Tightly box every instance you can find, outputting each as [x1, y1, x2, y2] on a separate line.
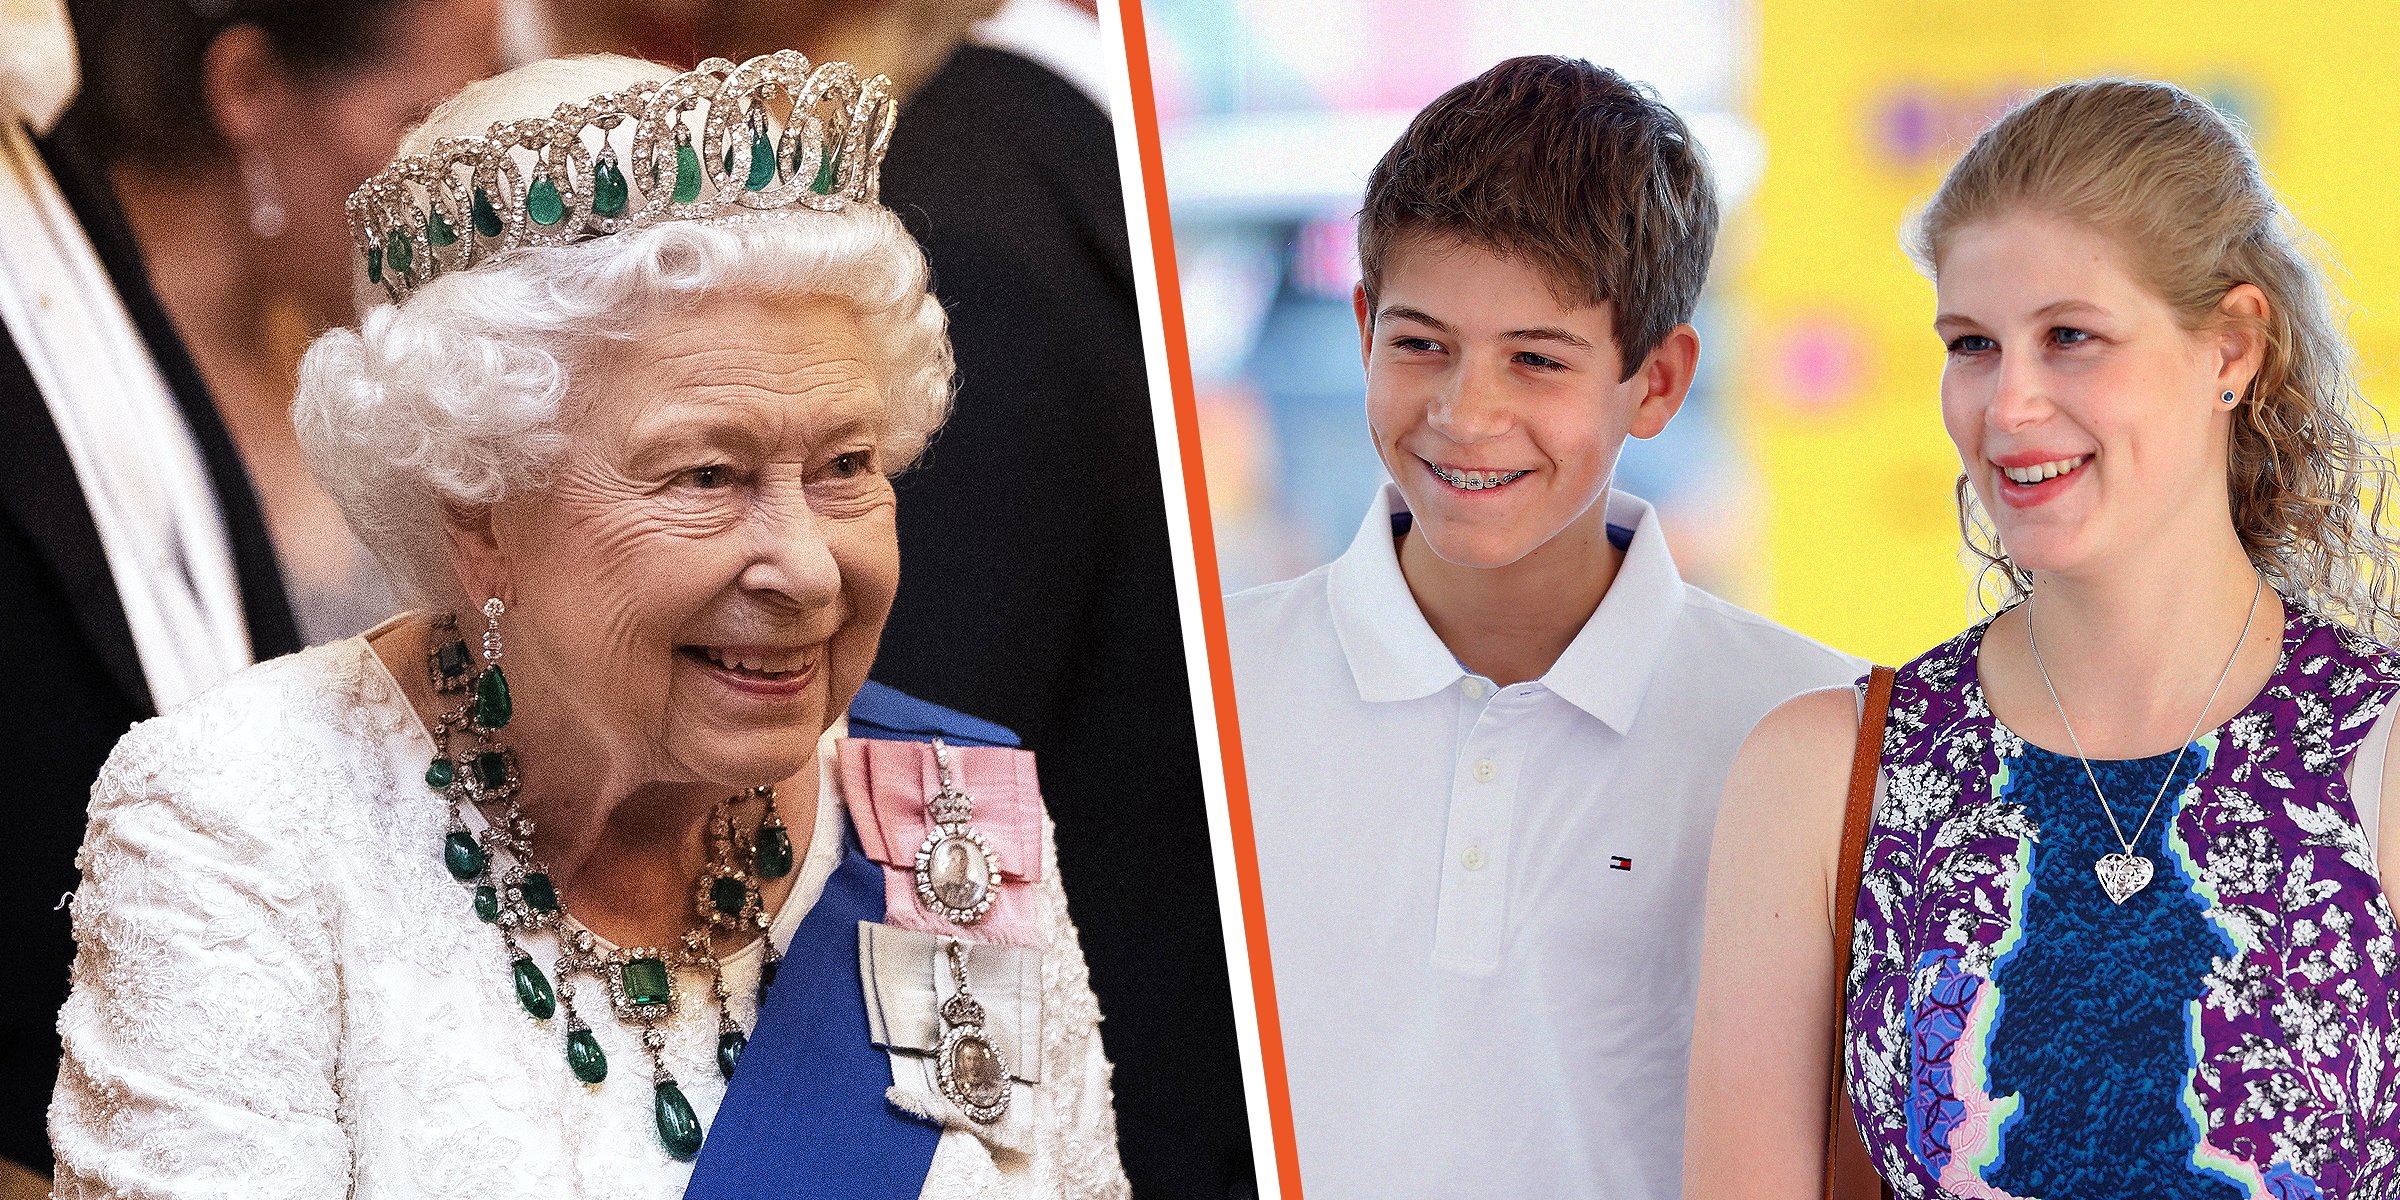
[475, 599, 511, 731]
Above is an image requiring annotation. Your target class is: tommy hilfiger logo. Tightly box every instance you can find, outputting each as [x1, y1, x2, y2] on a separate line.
[1609, 856, 1633, 872]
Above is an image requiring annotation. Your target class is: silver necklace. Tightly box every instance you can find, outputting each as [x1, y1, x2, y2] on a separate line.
[2026, 574, 2262, 904]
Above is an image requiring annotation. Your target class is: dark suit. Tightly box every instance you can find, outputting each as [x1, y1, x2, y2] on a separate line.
[871, 46, 1254, 1199]
[0, 118, 300, 1172]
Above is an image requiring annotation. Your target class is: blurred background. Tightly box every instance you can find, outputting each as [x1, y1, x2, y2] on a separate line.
[1148, 0, 2400, 665]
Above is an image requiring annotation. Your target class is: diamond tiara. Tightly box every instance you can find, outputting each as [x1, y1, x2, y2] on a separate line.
[346, 52, 898, 304]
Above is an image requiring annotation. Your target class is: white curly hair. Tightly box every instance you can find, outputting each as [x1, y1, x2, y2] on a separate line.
[294, 55, 953, 607]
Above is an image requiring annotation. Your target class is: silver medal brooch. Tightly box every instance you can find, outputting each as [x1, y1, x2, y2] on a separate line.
[914, 738, 1001, 925]
[936, 940, 1011, 1122]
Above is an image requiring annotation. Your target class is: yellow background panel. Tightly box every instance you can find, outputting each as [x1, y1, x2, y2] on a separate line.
[1745, 0, 2400, 664]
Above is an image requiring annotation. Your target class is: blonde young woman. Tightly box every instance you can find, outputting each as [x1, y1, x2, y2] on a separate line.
[1685, 81, 2400, 1198]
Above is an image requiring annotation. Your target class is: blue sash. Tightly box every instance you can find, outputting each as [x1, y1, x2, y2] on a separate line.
[682, 682, 1014, 1198]
[844, 680, 1021, 749]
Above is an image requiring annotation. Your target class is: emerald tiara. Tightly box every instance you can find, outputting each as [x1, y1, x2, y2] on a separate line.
[346, 51, 898, 305]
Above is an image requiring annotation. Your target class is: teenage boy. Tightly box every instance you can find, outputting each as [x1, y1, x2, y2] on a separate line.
[1226, 57, 1863, 1197]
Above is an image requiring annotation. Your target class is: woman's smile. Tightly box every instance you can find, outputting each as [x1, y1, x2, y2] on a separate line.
[1991, 450, 2092, 509]
[678, 643, 822, 698]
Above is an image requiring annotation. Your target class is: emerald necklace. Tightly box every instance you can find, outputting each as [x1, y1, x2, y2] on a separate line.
[423, 600, 796, 1160]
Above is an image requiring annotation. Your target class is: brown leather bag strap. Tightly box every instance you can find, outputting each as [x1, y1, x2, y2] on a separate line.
[1826, 665, 1894, 1199]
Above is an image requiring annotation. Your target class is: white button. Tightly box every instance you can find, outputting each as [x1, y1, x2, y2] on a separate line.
[1472, 758, 1496, 783]
[1462, 679, 1488, 700]
[1461, 846, 1488, 870]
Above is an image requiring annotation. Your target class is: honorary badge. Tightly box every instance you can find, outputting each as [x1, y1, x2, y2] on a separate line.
[935, 940, 1011, 1123]
[914, 739, 1002, 925]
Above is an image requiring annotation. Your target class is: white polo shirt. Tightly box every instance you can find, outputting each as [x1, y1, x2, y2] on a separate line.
[1227, 484, 1863, 1199]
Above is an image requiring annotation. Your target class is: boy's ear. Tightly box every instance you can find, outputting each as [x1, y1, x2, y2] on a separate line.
[1353, 281, 1374, 371]
[1626, 324, 1701, 441]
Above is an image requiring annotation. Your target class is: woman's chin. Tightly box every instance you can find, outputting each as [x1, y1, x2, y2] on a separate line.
[663, 660, 851, 789]
[1990, 531, 2097, 582]
[1986, 504, 2103, 579]
[676, 740, 821, 794]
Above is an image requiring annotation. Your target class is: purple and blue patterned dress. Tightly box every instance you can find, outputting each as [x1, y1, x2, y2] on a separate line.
[1844, 601, 2400, 1198]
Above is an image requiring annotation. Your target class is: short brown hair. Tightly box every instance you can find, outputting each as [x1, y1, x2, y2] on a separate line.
[1357, 56, 1719, 380]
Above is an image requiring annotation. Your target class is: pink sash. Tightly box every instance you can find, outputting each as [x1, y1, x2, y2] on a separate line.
[838, 738, 1046, 947]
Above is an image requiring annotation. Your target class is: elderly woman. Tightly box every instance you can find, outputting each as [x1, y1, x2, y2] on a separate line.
[46, 53, 1128, 1199]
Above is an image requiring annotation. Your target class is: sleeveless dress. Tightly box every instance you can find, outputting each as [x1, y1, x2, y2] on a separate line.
[1844, 601, 2400, 1199]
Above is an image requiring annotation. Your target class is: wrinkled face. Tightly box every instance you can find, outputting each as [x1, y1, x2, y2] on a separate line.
[1935, 211, 2241, 578]
[1359, 236, 1669, 570]
[468, 292, 900, 789]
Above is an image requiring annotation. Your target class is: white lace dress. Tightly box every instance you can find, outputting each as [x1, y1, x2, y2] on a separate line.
[48, 637, 1129, 1199]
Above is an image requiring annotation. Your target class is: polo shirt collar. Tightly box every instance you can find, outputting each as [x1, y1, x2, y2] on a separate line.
[1326, 485, 1459, 703]
[1324, 483, 1685, 732]
[1544, 489, 1681, 732]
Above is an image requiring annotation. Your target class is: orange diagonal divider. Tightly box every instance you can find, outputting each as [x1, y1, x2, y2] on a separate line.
[1113, 1, 1305, 1194]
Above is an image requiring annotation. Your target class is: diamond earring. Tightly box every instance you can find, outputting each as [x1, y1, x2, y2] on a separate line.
[242, 153, 287, 240]
[474, 597, 511, 732]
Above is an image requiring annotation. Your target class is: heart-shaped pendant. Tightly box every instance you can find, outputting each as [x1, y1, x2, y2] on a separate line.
[2095, 852, 2154, 904]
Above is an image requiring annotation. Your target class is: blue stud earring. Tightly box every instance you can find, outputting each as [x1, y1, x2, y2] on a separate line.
[2222, 389, 2239, 405]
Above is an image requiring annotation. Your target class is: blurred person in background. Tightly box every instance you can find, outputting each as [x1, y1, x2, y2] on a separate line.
[551, 4, 1251, 1196]
[62, 0, 504, 645]
[0, 0, 492, 1190]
